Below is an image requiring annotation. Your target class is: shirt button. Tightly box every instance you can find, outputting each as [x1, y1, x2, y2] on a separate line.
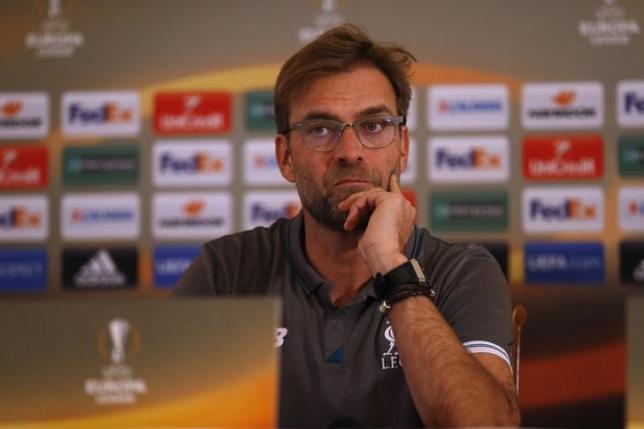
[331, 319, 341, 329]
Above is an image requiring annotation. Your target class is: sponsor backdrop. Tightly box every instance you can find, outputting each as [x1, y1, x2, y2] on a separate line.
[1, 0, 644, 427]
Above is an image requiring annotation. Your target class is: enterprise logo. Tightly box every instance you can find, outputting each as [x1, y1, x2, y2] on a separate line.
[523, 135, 603, 180]
[154, 92, 231, 134]
[428, 85, 508, 130]
[522, 82, 603, 129]
[62, 91, 140, 136]
[524, 242, 604, 284]
[153, 141, 231, 187]
[429, 136, 508, 183]
[0, 93, 49, 138]
[617, 81, 644, 127]
[522, 187, 604, 233]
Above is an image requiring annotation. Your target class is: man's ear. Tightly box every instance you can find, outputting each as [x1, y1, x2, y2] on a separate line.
[399, 126, 410, 174]
[276, 134, 296, 183]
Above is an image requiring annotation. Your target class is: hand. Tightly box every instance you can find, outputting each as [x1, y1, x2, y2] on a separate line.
[337, 174, 415, 274]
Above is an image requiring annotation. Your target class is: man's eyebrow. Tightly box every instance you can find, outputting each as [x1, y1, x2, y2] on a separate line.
[298, 105, 395, 123]
[357, 105, 395, 117]
[300, 111, 342, 122]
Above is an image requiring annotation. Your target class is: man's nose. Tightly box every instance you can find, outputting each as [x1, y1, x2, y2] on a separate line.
[333, 125, 364, 163]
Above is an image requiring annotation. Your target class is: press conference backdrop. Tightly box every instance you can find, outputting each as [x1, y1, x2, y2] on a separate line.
[1, 0, 643, 427]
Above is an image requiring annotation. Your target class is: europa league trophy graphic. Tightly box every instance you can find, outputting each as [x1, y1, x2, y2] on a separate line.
[108, 318, 130, 365]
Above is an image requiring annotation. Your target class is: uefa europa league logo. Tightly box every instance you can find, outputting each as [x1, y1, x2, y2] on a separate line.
[97, 318, 141, 365]
[108, 318, 130, 364]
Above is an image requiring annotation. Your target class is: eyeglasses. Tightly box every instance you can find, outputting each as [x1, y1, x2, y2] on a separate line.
[284, 115, 405, 152]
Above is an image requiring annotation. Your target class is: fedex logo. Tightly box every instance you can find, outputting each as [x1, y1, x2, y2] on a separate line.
[154, 92, 231, 134]
[67, 102, 132, 124]
[243, 139, 289, 185]
[244, 191, 301, 229]
[619, 187, 644, 231]
[523, 135, 603, 180]
[160, 152, 224, 172]
[436, 148, 500, 169]
[62, 91, 140, 136]
[0, 196, 48, 241]
[153, 141, 231, 187]
[529, 199, 597, 220]
[429, 137, 508, 183]
[617, 81, 644, 127]
[522, 187, 604, 232]
[0, 93, 49, 138]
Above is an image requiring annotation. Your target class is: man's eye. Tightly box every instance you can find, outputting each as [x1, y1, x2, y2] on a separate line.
[306, 124, 332, 137]
[361, 120, 385, 133]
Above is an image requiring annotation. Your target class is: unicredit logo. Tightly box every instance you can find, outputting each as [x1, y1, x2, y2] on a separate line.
[436, 148, 500, 170]
[160, 152, 224, 173]
[68, 102, 133, 124]
[0, 147, 48, 189]
[529, 198, 597, 220]
[154, 92, 231, 134]
[523, 136, 603, 180]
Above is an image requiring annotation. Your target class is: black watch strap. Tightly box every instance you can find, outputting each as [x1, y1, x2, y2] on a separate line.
[374, 259, 435, 314]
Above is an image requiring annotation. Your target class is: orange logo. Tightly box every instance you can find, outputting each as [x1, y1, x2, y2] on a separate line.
[183, 200, 205, 216]
[1, 101, 22, 117]
[553, 91, 575, 107]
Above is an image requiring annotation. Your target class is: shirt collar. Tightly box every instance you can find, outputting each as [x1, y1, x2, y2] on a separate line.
[286, 212, 420, 297]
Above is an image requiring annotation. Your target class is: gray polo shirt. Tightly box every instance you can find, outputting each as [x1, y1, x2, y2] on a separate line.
[175, 213, 512, 428]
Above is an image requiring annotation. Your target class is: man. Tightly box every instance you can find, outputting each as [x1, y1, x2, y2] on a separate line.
[175, 24, 520, 428]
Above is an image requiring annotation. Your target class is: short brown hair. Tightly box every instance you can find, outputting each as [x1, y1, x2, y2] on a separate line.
[274, 24, 416, 133]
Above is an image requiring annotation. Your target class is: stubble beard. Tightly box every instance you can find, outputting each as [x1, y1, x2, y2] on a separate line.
[294, 163, 399, 232]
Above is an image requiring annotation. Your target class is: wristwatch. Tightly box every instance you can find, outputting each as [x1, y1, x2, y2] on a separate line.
[374, 258, 436, 314]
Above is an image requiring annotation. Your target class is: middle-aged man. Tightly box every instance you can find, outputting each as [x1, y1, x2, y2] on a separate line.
[175, 23, 520, 428]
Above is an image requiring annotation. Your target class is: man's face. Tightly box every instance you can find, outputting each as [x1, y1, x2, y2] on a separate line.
[275, 66, 409, 231]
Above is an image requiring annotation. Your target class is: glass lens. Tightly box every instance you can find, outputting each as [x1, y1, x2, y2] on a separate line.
[357, 116, 397, 148]
[300, 120, 340, 150]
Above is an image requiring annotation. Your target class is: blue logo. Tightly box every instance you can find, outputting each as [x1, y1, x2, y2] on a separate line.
[524, 242, 604, 284]
[0, 249, 47, 292]
[154, 245, 200, 289]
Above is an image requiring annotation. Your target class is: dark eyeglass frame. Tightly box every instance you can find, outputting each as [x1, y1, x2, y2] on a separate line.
[282, 114, 406, 152]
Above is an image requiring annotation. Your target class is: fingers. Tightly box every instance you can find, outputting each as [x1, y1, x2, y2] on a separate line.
[389, 174, 402, 194]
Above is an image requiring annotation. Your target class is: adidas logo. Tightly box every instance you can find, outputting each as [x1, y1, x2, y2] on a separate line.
[73, 249, 126, 287]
